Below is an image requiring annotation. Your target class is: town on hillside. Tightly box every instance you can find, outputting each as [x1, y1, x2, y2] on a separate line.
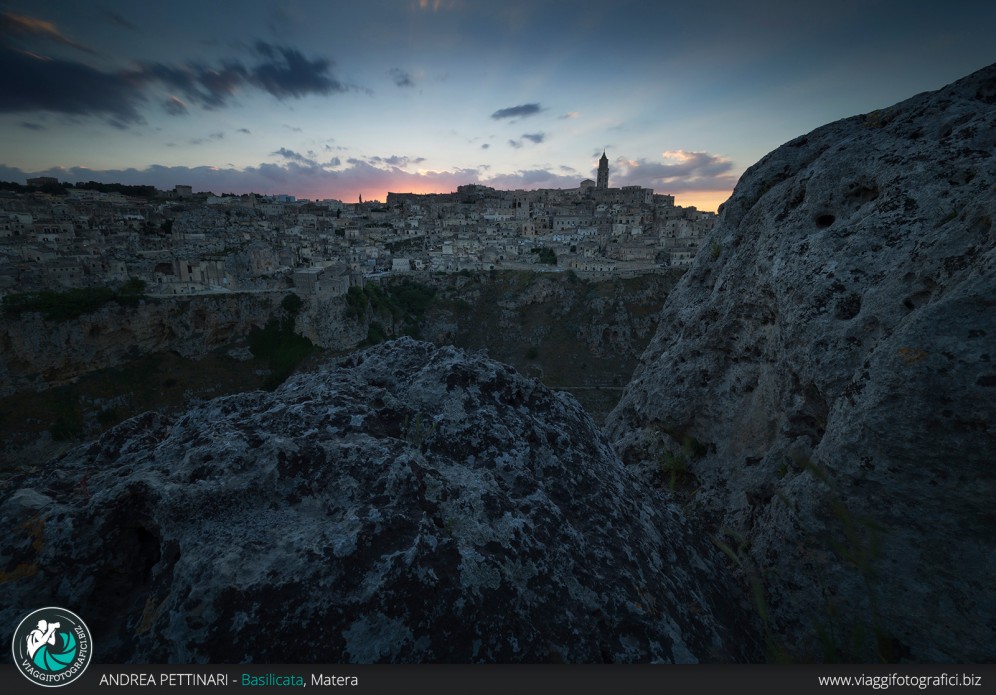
[0, 163, 716, 301]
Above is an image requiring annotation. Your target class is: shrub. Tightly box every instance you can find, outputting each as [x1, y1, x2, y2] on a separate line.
[248, 318, 315, 389]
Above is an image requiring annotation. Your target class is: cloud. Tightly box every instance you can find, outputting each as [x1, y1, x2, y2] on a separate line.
[20, 121, 43, 130]
[509, 132, 544, 148]
[388, 67, 414, 88]
[272, 147, 317, 166]
[559, 111, 579, 120]
[491, 103, 542, 120]
[0, 158, 589, 204]
[248, 41, 349, 99]
[481, 143, 489, 150]
[610, 150, 739, 193]
[369, 155, 426, 167]
[0, 11, 98, 55]
[0, 47, 146, 125]
[483, 168, 583, 190]
[0, 37, 356, 126]
[163, 96, 188, 115]
[237, 127, 251, 134]
[132, 62, 248, 109]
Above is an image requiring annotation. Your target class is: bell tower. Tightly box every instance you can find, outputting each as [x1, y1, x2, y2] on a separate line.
[596, 150, 609, 189]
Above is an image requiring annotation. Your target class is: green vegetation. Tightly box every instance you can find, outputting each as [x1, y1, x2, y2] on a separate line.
[710, 458, 892, 663]
[802, 460, 889, 662]
[248, 292, 314, 389]
[280, 292, 303, 315]
[0, 351, 276, 460]
[116, 277, 147, 305]
[2, 278, 149, 321]
[658, 433, 706, 492]
[713, 528, 790, 663]
[342, 281, 438, 338]
[49, 392, 84, 442]
[343, 285, 367, 319]
[710, 241, 721, 261]
[530, 246, 557, 265]
[366, 321, 388, 345]
[659, 449, 690, 491]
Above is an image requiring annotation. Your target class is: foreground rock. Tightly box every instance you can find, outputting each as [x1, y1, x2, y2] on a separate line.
[608, 64, 996, 661]
[0, 338, 758, 663]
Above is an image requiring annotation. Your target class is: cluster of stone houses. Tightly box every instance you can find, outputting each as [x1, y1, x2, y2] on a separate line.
[0, 181, 715, 300]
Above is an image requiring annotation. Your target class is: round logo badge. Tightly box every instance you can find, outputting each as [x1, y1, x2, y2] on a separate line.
[11, 607, 92, 687]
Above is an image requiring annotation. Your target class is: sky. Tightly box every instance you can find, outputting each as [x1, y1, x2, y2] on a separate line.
[0, 1, 993, 211]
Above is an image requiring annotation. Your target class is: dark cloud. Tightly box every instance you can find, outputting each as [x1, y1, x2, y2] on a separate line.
[272, 147, 316, 166]
[508, 139, 521, 149]
[0, 11, 98, 55]
[491, 103, 542, 120]
[249, 41, 349, 99]
[209, 131, 224, 140]
[237, 128, 251, 134]
[522, 132, 545, 144]
[20, 120, 43, 130]
[129, 61, 249, 109]
[283, 124, 303, 132]
[0, 36, 355, 126]
[388, 68, 414, 88]
[481, 143, 489, 150]
[0, 47, 145, 125]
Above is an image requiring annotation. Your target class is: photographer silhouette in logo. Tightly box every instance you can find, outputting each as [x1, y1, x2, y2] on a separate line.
[26, 619, 60, 660]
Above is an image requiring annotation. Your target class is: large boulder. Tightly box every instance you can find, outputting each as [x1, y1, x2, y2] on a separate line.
[0, 338, 758, 663]
[607, 64, 996, 662]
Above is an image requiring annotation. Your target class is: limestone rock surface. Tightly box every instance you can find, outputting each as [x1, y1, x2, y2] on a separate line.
[607, 64, 996, 661]
[0, 338, 758, 663]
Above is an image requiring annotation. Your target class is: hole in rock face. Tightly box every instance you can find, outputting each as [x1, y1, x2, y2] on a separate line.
[835, 294, 862, 320]
[815, 214, 836, 228]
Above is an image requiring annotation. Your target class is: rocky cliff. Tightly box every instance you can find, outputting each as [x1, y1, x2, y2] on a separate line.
[0, 293, 281, 396]
[607, 64, 996, 661]
[0, 339, 759, 663]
